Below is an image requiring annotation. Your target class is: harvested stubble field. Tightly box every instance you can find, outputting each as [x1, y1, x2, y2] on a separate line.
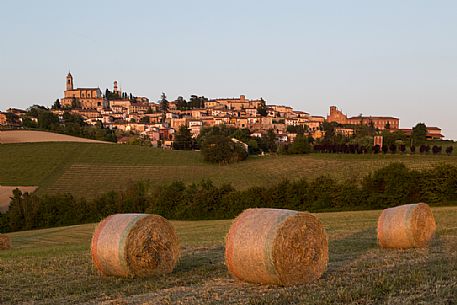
[1, 142, 457, 198]
[0, 130, 110, 144]
[0, 207, 456, 304]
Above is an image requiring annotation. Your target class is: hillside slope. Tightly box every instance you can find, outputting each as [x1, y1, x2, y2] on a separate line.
[0, 130, 111, 144]
[1, 142, 457, 198]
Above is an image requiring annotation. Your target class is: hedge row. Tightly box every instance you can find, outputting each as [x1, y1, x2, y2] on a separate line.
[314, 144, 454, 155]
[1, 162, 457, 232]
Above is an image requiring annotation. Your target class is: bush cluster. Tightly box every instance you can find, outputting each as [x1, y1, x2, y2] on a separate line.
[2, 163, 457, 232]
[314, 143, 454, 155]
[197, 126, 278, 163]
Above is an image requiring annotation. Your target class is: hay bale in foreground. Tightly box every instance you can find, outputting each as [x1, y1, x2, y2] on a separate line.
[91, 214, 180, 277]
[0, 234, 11, 250]
[225, 208, 328, 285]
[378, 203, 436, 248]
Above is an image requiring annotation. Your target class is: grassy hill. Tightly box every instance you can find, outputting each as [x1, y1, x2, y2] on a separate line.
[1, 207, 456, 304]
[2, 142, 457, 198]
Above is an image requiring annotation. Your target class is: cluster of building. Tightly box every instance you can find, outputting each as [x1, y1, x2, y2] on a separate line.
[0, 73, 444, 145]
[57, 73, 329, 146]
[326, 106, 443, 140]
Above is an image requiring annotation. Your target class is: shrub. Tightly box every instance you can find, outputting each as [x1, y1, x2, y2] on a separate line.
[420, 144, 427, 154]
[361, 162, 421, 208]
[287, 134, 311, 154]
[373, 145, 380, 154]
[389, 144, 397, 154]
[200, 135, 248, 164]
[410, 145, 416, 154]
[432, 145, 441, 155]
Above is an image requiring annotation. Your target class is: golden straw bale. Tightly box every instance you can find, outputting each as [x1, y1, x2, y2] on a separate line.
[91, 214, 180, 277]
[0, 234, 11, 250]
[225, 208, 328, 285]
[377, 203, 436, 248]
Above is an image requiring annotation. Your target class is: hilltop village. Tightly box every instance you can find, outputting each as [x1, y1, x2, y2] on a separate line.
[0, 73, 444, 147]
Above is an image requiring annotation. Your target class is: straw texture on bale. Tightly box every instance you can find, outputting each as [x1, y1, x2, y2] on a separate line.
[91, 214, 180, 277]
[0, 234, 11, 250]
[225, 208, 328, 285]
[378, 203, 436, 248]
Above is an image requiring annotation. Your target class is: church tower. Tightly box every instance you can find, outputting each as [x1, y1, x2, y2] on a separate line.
[113, 80, 119, 94]
[66, 72, 74, 91]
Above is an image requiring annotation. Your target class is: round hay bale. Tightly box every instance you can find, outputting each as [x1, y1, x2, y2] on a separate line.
[225, 208, 328, 285]
[91, 214, 180, 277]
[377, 203, 436, 248]
[0, 234, 11, 250]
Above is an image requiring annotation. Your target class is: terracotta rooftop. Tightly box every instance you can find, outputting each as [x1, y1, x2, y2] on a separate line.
[68, 87, 101, 91]
[348, 116, 399, 120]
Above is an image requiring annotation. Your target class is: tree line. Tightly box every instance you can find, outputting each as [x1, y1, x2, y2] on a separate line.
[18, 105, 117, 142]
[314, 143, 453, 155]
[320, 121, 435, 148]
[1, 163, 456, 232]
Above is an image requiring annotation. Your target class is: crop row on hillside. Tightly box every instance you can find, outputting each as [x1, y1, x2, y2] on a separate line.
[1, 142, 457, 198]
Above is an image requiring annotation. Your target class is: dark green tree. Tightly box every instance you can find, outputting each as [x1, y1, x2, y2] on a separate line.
[412, 123, 427, 145]
[71, 98, 81, 108]
[200, 134, 248, 164]
[52, 99, 61, 109]
[287, 124, 307, 135]
[27, 106, 59, 129]
[175, 96, 188, 110]
[159, 92, 169, 112]
[140, 116, 150, 124]
[265, 129, 277, 152]
[382, 130, 407, 147]
[321, 121, 339, 144]
[389, 143, 397, 154]
[173, 125, 194, 150]
[288, 134, 311, 154]
[257, 98, 268, 117]
[189, 95, 208, 109]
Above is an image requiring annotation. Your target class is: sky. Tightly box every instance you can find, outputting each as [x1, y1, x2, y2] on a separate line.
[1, 0, 456, 138]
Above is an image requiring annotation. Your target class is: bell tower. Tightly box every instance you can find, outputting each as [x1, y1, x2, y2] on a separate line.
[66, 72, 74, 91]
[113, 80, 119, 94]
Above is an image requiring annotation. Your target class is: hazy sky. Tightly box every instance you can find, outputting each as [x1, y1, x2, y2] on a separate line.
[1, 0, 456, 138]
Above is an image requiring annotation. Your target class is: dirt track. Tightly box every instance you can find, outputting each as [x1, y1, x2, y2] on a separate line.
[0, 130, 111, 144]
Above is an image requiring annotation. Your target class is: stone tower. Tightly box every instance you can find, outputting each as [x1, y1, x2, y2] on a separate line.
[66, 72, 74, 91]
[113, 80, 119, 94]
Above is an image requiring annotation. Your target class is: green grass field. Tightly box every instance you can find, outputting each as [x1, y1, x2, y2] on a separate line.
[1, 207, 456, 304]
[2, 142, 457, 198]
